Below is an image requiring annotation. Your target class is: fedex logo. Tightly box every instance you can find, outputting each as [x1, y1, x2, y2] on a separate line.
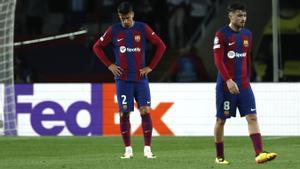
[16, 84, 102, 136]
[15, 84, 174, 136]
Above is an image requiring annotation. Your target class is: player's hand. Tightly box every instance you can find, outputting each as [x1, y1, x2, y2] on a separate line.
[226, 79, 240, 94]
[108, 64, 123, 76]
[140, 67, 152, 77]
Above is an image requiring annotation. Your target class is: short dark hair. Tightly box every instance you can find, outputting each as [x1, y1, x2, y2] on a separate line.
[227, 3, 246, 13]
[117, 2, 133, 14]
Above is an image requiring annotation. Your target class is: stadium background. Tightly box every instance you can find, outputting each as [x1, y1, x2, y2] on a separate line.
[14, 0, 300, 83]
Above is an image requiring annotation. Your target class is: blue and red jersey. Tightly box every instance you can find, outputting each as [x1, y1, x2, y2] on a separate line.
[93, 21, 166, 81]
[213, 25, 252, 90]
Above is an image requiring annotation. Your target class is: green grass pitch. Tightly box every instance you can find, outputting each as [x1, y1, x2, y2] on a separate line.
[0, 136, 299, 169]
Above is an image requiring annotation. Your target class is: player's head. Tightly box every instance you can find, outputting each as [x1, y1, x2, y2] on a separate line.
[227, 3, 247, 29]
[117, 2, 134, 28]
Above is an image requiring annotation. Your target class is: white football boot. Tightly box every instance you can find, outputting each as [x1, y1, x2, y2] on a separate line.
[144, 146, 156, 159]
[120, 146, 133, 159]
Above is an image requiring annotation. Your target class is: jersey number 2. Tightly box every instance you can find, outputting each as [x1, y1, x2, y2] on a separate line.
[121, 95, 127, 104]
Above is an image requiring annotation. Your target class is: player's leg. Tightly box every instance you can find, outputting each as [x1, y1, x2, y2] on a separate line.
[239, 88, 277, 163]
[135, 79, 155, 158]
[116, 80, 134, 159]
[246, 114, 277, 163]
[139, 106, 156, 158]
[214, 118, 229, 164]
[246, 114, 262, 155]
[139, 106, 152, 146]
[214, 91, 235, 164]
[119, 112, 133, 159]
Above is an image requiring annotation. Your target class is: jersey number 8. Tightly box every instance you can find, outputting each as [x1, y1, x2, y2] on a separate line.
[224, 101, 230, 111]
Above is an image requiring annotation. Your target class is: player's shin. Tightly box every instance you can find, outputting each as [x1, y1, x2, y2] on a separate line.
[141, 113, 153, 146]
[215, 142, 224, 158]
[214, 118, 226, 159]
[141, 113, 156, 158]
[250, 133, 263, 156]
[120, 113, 131, 147]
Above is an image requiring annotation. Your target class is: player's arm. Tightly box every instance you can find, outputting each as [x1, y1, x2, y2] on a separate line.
[213, 32, 239, 94]
[93, 26, 123, 76]
[140, 24, 166, 76]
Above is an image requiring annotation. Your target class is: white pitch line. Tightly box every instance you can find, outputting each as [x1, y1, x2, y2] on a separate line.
[264, 136, 294, 140]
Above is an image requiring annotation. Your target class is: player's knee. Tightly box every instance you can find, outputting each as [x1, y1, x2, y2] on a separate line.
[246, 115, 257, 123]
[120, 112, 130, 118]
[216, 118, 226, 126]
[139, 106, 150, 115]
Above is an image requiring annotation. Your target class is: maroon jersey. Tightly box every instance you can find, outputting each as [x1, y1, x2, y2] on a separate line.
[213, 25, 252, 90]
[93, 21, 166, 81]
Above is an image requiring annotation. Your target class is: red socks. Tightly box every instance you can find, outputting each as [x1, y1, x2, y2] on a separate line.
[141, 113, 153, 146]
[215, 142, 224, 158]
[120, 115, 131, 146]
[250, 133, 263, 156]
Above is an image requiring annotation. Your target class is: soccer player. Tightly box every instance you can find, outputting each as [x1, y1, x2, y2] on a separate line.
[213, 3, 277, 164]
[93, 2, 166, 159]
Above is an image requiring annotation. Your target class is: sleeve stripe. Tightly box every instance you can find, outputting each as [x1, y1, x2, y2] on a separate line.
[213, 44, 220, 49]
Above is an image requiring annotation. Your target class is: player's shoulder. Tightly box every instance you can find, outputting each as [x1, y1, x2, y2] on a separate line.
[216, 26, 229, 34]
[241, 28, 252, 36]
[217, 25, 229, 32]
[135, 21, 147, 26]
[214, 26, 229, 39]
[111, 23, 122, 29]
[134, 21, 149, 29]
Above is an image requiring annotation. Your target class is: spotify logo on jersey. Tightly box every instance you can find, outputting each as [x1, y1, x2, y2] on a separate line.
[227, 51, 246, 59]
[119, 46, 141, 53]
[120, 46, 126, 53]
[227, 51, 235, 59]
